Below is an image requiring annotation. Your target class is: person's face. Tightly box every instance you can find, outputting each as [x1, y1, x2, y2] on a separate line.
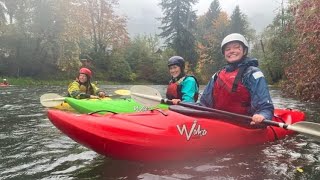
[169, 65, 181, 78]
[78, 73, 88, 83]
[224, 42, 245, 63]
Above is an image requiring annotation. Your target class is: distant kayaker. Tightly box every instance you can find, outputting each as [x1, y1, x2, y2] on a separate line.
[2, 79, 9, 85]
[199, 33, 274, 125]
[166, 56, 199, 105]
[80, 54, 93, 68]
[68, 68, 106, 99]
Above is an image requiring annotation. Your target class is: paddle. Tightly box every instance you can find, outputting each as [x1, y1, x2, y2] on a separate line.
[114, 89, 131, 96]
[130, 85, 320, 139]
[40, 89, 131, 108]
[40, 93, 66, 107]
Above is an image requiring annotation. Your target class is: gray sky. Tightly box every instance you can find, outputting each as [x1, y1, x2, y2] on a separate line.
[116, 0, 284, 37]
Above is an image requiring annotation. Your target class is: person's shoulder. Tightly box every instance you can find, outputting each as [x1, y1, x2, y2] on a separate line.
[243, 57, 261, 73]
[244, 66, 265, 80]
[184, 75, 197, 82]
[243, 58, 264, 80]
[246, 66, 261, 73]
[69, 80, 79, 86]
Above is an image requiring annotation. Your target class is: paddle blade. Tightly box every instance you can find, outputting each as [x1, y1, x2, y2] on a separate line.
[40, 93, 65, 107]
[130, 85, 163, 107]
[289, 121, 320, 141]
[114, 89, 131, 96]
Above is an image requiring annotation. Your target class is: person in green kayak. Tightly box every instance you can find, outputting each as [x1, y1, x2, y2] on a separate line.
[166, 56, 199, 105]
[199, 33, 274, 125]
[68, 68, 106, 99]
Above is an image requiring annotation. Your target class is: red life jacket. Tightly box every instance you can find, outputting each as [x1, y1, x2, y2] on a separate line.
[213, 67, 251, 115]
[166, 75, 199, 101]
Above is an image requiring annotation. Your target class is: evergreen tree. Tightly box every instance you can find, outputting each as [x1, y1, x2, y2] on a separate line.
[202, 0, 223, 62]
[205, 0, 221, 30]
[196, 0, 221, 46]
[229, 5, 249, 35]
[159, 0, 198, 70]
[229, 5, 255, 45]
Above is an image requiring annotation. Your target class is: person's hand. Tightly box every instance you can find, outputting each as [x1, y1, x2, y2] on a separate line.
[250, 114, 265, 125]
[98, 92, 106, 98]
[89, 95, 99, 99]
[171, 99, 181, 105]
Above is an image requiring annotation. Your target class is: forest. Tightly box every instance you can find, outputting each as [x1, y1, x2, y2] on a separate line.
[0, 0, 319, 101]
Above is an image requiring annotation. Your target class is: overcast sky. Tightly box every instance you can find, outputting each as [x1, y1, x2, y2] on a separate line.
[116, 0, 285, 37]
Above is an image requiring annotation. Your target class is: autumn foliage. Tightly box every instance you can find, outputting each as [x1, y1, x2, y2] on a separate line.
[282, 0, 320, 101]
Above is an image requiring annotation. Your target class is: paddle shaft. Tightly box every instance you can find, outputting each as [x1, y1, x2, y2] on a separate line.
[42, 97, 66, 102]
[179, 102, 319, 137]
[131, 86, 320, 139]
[173, 100, 320, 136]
[162, 99, 291, 129]
[131, 92, 290, 129]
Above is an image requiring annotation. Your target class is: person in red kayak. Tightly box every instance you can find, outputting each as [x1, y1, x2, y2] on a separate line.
[199, 33, 274, 125]
[166, 56, 199, 105]
[2, 79, 9, 85]
[68, 68, 106, 99]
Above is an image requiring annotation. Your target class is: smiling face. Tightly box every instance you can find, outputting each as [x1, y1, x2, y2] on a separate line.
[78, 73, 88, 83]
[223, 42, 246, 63]
[169, 65, 182, 78]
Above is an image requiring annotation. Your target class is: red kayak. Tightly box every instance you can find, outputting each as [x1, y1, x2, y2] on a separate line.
[0, 83, 9, 87]
[47, 106, 305, 162]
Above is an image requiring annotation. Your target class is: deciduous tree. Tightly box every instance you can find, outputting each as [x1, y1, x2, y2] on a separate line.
[282, 0, 320, 101]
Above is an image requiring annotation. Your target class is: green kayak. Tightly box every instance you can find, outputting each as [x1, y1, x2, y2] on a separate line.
[65, 97, 169, 114]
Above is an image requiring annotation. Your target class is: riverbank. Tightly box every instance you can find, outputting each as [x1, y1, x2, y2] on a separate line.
[0, 77, 161, 86]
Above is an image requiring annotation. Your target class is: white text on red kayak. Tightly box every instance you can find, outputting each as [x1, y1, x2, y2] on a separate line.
[177, 120, 207, 141]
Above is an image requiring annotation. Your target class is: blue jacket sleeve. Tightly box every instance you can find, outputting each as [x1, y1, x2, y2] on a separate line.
[198, 74, 216, 107]
[180, 76, 199, 103]
[243, 67, 274, 120]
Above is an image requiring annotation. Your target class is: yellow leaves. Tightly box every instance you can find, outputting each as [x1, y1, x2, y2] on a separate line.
[296, 167, 304, 173]
[213, 12, 229, 30]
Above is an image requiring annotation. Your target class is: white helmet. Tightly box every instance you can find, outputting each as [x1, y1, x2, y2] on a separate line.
[221, 33, 249, 54]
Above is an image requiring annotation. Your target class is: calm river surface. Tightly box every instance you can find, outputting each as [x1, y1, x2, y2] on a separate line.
[1, 85, 320, 180]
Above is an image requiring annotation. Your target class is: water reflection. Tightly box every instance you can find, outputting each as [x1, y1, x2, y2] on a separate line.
[0, 85, 320, 179]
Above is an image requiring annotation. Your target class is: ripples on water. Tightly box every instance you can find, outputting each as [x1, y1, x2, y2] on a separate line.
[0, 85, 320, 179]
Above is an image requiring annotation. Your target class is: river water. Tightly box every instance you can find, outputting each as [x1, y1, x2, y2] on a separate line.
[1, 85, 320, 180]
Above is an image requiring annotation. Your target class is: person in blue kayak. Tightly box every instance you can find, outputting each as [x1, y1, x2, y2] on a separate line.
[68, 68, 106, 99]
[199, 33, 274, 125]
[166, 56, 199, 105]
